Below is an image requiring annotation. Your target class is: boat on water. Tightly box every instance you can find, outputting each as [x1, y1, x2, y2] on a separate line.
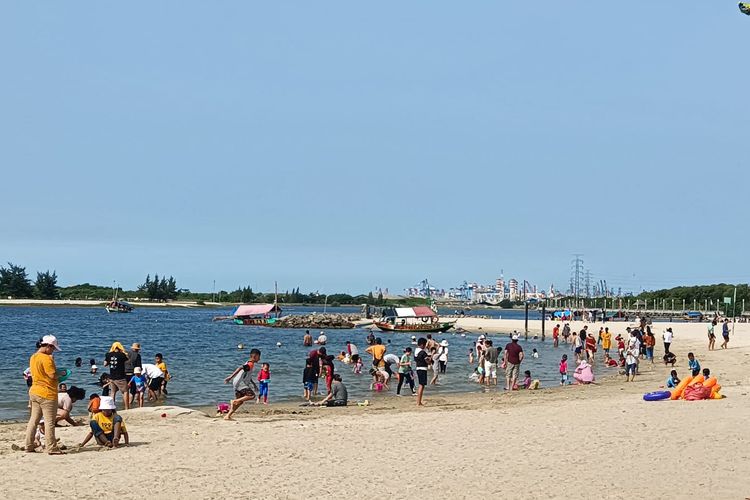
[228, 304, 282, 326]
[374, 306, 456, 333]
[106, 300, 133, 313]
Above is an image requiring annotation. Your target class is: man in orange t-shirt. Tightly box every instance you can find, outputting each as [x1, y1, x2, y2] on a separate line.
[25, 335, 65, 454]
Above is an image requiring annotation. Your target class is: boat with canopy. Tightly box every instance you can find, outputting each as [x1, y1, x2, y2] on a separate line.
[374, 306, 455, 333]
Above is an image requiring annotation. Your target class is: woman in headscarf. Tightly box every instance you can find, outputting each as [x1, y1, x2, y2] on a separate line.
[104, 342, 130, 409]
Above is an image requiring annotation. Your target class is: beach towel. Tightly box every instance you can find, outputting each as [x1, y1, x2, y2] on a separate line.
[683, 383, 712, 401]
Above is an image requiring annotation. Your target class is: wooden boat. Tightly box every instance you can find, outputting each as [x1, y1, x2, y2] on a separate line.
[374, 306, 455, 333]
[230, 304, 281, 326]
[105, 300, 133, 313]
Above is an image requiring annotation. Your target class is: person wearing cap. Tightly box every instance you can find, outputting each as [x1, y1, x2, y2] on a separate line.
[24, 335, 66, 454]
[503, 334, 525, 391]
[317, 331, 327, 345]
[124, 342, 143, 402]
[56, 386, 86, 426]
[104, 342, 130, 409]
[127, 366, 148, 408]
[79, 396, 129, 449]
[438, 340, 449, 374]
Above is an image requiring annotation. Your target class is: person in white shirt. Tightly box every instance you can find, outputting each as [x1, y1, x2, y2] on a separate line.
[317, 332, 327, 345]
[662, 327, 673, 354]
[141, 363, 165, 400]
[56, 386, 86, 426]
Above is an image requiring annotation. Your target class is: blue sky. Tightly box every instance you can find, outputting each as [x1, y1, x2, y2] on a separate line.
[1, 2, 748, 294]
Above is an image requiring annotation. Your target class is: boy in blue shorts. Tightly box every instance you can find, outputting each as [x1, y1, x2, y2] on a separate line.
[303, 359, 316, 401]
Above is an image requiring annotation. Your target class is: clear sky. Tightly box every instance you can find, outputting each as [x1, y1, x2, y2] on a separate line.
[1, 2, 748, 294]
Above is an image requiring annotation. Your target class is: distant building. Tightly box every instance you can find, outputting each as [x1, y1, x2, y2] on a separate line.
[508, 279, 519, 301]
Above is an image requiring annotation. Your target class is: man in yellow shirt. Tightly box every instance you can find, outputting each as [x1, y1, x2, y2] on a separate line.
[25, 335, 65, 454]
[601, 327, 612, 355]
[365, 338, 387, 368]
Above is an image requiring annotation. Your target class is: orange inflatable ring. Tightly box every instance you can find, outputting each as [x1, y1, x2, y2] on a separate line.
[670, 375, 693, 400]
[702, 377, 717, 389]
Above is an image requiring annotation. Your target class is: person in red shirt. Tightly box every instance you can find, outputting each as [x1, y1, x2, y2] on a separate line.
[257, 363, 270, 404]
[552, 324, 560, 348]
[503, 334, 525, 391]
[616, 335, 626, 358]
[585, 332, 597, 363]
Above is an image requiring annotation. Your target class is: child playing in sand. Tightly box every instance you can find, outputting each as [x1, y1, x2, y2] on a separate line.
[88, 393, 101, 417]
[666, 370, 680, 388]
[128, 367, 148, 408]
[224, 349, 261, 420]
[257, 363, 270, 404]
[521, 370, 532, 389]
[687, 352, 701, 377]
[559, 354, 568, 385]
[603, 353, 618, 367]
[79, 396, 129, 449]
[663, 351, 677, 367]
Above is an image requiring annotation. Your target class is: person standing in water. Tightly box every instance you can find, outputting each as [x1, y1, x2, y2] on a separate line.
[414, 338, 430, 406]
[503, 334, 524, 391]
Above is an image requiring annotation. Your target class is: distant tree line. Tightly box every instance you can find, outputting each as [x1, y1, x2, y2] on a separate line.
[0, 263, 59, 299]
[0, 262, 423, 306]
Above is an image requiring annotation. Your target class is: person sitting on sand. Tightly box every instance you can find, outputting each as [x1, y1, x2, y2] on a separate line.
[573, 359, 595, 384]
[223, 349, 261, 420]
[316, 374, 347, 407]
[521, 370, 532, 389]
[666, 370, 680, 389]
[603, 353, 618, 367]
[79, 396, 129, 449]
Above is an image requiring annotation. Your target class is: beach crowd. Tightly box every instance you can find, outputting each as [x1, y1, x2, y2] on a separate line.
[19, 315, 732, 454]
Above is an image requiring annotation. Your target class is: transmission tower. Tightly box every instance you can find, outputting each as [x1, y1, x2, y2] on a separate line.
[584, 269, 592, 298]
[570, 254, 584, 299]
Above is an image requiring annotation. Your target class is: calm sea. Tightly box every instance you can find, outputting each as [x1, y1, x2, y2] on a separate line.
[0, 305, 561, 421]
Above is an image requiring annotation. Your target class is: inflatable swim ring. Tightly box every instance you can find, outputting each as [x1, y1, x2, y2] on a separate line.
[670, 375, 693, 400]
[643, 390, 671, 401]
[58, 368, 71, 382]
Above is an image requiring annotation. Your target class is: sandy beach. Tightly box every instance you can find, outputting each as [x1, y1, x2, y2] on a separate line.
[2, 319, 749, 499]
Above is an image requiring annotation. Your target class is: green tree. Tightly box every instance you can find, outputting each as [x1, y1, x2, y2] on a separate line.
[0, 263, 34, 298]
[34, 270, 59, 299]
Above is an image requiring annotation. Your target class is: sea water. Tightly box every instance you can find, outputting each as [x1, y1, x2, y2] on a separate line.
[0, 305, 566, 421]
